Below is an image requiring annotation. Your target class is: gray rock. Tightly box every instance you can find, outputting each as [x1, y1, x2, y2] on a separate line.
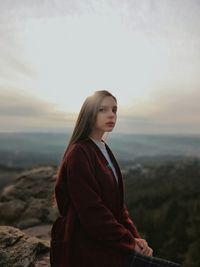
[0, 225, 49, 267]
[0, 199, 26, 223]
[0, 166, 59, 229]
[23, 224, 52, 241]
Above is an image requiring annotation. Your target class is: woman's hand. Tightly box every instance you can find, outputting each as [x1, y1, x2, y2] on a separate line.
[134, 243, 143, 253]
[135, 238, 153, 257]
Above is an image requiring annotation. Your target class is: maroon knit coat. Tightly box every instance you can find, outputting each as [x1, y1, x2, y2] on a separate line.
[50, 138, 141, 267]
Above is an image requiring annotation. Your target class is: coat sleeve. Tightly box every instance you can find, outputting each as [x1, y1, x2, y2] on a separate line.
[66, 145, 136, 252]
[123, 204, 141, 238]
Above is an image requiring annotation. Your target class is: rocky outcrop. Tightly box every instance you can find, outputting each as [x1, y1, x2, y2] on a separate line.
[0, 166, 59, 229]
[0, 166, 59, 266]
[0, 225, 50, 267]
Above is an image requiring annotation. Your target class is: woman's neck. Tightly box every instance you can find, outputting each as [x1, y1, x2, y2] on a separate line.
[89, 132, 104, 142]
[89, 136, 103, 142]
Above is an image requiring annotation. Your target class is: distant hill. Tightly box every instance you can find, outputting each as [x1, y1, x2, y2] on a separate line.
[0, 132, 200, 168]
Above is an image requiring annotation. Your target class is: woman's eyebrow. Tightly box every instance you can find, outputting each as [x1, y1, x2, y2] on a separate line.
[99, 105, 118, 108]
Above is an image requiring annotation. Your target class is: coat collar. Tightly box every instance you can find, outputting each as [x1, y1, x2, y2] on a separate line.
[84, 137, 125, 207]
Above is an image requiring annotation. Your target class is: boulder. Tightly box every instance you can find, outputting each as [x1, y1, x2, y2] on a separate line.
[0, 225, 50, 267]
[0, 166, 59, 229]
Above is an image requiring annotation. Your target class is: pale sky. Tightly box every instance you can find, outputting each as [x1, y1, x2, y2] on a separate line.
[0, 0, 200, 134]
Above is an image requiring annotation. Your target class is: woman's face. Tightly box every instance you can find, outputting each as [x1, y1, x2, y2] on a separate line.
[92, 96, 117, 136]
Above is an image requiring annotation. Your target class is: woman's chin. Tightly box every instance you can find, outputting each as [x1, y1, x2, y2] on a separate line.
[106, 127, 114, 132]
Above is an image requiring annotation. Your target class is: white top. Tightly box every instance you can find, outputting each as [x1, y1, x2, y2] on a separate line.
[89, 137, 119, 184]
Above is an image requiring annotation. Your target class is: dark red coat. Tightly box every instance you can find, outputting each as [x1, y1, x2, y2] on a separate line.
[50, 138, 141, 267]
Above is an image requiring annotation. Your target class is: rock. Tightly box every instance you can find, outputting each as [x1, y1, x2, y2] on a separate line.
[23, 224, 52, 241]
[0, 166, 59, 229]
[0, 225, 50, 267]
[0, 199, 26, 223]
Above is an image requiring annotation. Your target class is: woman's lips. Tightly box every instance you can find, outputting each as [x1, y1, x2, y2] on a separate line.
[106, 122, 115, 126]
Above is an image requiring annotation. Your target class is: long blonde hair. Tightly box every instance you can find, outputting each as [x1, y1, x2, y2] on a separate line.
[62, 90, 117, 159]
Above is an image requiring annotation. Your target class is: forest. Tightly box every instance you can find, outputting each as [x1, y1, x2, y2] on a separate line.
[123, 157, 200, 267]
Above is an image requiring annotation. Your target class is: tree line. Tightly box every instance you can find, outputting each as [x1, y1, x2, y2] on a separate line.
[123, 157, 200, 267]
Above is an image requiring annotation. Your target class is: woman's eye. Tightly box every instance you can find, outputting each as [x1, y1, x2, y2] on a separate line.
[99, 107, 117, 113]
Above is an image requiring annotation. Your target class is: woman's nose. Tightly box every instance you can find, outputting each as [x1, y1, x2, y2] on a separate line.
[108, 110, 115, 117]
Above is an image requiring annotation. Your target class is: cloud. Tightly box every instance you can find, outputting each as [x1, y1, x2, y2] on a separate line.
[0, 1, 199, 135]
[1, 86, 199, 134]
[0, 88, 77, 132]
[117, 87, 200, 134]
[0, 0, 91, 19]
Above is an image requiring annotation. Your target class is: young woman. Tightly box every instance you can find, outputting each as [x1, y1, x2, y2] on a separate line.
[50, 90, 181, 267]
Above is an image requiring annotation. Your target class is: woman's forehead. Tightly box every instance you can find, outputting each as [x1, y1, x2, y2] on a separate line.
[100, 96, 117, 106]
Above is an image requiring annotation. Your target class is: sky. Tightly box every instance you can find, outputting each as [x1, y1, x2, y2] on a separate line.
[0, 0, 200, 134]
